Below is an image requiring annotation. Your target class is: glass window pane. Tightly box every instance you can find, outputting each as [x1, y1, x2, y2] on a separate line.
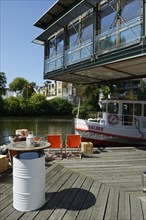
[108, 102, 119, 113]
[134, 104, 141, 116]
[144, 105, 146, 117]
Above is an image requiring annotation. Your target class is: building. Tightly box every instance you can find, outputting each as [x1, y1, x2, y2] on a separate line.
[112, 78, 146, 99]
[44, 80, 76, 104]
[33, 0, 146, 85]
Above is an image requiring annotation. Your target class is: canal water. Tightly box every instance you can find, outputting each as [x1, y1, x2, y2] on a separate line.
[0, 117, 74, 145]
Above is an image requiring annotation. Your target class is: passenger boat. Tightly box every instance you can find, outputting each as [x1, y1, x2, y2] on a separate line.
[75, 100, 146, 147]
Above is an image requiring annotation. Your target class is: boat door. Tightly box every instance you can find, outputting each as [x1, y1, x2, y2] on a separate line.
[122, 103, 133, 126]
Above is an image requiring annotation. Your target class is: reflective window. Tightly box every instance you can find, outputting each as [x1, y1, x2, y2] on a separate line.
[49, 37, 56, 58]
[134, 104, 141, 116]
[49, 32, 64, 58]
[96, 0, 142, 54]
[144, 104, 146, 117]
[108, 102, 119, 113]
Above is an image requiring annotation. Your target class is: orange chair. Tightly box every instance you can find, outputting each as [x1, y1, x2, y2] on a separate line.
[65, 134, 82, 159]
[46, 134, 63, 159]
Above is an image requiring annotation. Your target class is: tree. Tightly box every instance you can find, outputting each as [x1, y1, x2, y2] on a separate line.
[28, 94, 49, 115]
[49, 98, 72, 116]
[125, 89, 137, 100]
[138, 79, 146, 100]
[4, 97, 20, 116]
[22, 84, 35, 100]
[0, 72, 7, 96]
[9, 77, 29, 91]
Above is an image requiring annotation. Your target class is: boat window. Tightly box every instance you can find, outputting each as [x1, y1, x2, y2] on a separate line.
[107, 102, 119, 113]
[134, 104, 141, 116]
[122, 103, 133, 126]
[144, 104, 146, 117]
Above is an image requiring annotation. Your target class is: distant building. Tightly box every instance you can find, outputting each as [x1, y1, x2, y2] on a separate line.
[44, 80, 76, 104]
[2, 89, 21, 99]
[111, 78, 146, 99]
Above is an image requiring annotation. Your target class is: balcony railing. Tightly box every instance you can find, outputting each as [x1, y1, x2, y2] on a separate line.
[95, 14, 142, 55]
[65, 39, 93, 66]
[44, 53, 63, 74]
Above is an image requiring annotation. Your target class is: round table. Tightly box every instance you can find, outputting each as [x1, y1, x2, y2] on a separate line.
[6, 141, 50, 151]
[7, 141, 50, 212]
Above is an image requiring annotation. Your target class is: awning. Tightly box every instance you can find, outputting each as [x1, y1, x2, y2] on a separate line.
[33, 0, 98, 44]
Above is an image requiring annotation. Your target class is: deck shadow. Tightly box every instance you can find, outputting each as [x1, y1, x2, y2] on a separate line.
[44, 187, 96, 211]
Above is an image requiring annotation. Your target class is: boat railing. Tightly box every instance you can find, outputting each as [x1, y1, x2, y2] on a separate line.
[88, 112, 146, 129]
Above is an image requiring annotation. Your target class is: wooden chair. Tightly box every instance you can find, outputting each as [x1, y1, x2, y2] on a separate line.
[46, 134, 63, 159]
[65, 134, 82, 159]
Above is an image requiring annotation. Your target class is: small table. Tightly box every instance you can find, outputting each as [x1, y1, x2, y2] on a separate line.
[6, 140, 50, 151]
[7, 141, 50, 212]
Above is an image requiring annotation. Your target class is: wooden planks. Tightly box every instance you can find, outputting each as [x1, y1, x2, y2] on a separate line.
[57, 147, 146, 196]
[0, 147, 146, 220]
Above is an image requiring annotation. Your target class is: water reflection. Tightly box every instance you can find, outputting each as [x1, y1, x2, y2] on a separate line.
[0, 117, 74, 145]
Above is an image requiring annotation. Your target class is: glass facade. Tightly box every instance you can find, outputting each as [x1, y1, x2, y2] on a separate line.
[95, 0, 142, 54]
[44, 0, 143, 74]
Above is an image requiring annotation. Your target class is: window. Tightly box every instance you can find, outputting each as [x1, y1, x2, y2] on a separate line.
[134, 104, 141, 116]
[144, 104, 146, 117]
[108, 102, 119, 113]
[49, 32, 64, 58]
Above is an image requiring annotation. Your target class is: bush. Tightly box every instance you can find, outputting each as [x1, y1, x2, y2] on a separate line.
[49, 98, 72, 116]
[1, 95, 73, 117]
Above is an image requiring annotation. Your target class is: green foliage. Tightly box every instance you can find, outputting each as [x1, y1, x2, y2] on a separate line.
[1, 94, 72, 117]
[73, 83, 111, 110]
[28, 94, 49, 116]
[72, 104, 95, 119]
[4, 97, 20, 116]
[9, 77, 29, 91]
[138, 79, 146, 100]
[0, 72, 7, 96]
[49, 98, 72, 116]
[125, 89, 137, 100]
[22, 84, 35, 100]
[0, 96, 5, 115]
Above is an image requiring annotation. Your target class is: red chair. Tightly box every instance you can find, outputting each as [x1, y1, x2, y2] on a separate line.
[46, 134, 63, 159]
[65, 134, 82, 158]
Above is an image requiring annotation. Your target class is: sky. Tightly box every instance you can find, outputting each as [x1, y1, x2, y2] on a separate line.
[0, 0, 56, 87]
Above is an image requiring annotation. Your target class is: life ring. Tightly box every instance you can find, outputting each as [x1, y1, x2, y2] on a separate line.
[108, 114, 119, 125]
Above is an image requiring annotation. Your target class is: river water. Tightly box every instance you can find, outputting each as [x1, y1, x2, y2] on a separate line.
[0, 117, 74, 145]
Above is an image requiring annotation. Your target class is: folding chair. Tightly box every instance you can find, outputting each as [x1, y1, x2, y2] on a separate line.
[65, 134, 82, 159]
[46, 134, 63, 159]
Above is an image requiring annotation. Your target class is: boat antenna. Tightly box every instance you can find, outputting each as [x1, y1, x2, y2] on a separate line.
[76, 97, 80, 119]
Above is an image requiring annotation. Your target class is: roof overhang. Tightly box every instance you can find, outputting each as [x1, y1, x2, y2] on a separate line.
[44, 54, 146, 84]
[33, 0, 97, 44]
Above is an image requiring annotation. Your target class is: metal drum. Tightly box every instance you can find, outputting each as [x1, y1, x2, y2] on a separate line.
[13, 152, 45, 211]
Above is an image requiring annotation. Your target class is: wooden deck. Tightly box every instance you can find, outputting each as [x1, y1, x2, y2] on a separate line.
[0, 147, 146, 220]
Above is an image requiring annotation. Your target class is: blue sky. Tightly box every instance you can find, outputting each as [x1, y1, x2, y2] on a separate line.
[1, 0, 56, 86]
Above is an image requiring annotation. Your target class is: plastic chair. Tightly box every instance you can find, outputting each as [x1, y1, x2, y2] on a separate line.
[65, 134, 82, 158]
[46, 134, 63, 159]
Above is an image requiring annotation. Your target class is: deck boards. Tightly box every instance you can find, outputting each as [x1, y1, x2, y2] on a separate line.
[0, 147, 146, 220]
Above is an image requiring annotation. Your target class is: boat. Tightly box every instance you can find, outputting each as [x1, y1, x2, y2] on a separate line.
[75, 100, 146, 147]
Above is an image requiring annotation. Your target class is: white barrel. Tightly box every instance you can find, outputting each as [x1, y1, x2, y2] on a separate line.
[13, 152, 45, 211]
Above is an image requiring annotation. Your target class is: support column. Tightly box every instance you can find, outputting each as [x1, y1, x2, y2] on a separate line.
[116, 0, 121, 46]
[96, 3, 101, 55]
[143, 0, 146, 38]
[63, 25, 68, 68]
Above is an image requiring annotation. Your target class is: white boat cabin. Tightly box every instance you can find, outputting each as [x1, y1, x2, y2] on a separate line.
[88, 100, 146, 129]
